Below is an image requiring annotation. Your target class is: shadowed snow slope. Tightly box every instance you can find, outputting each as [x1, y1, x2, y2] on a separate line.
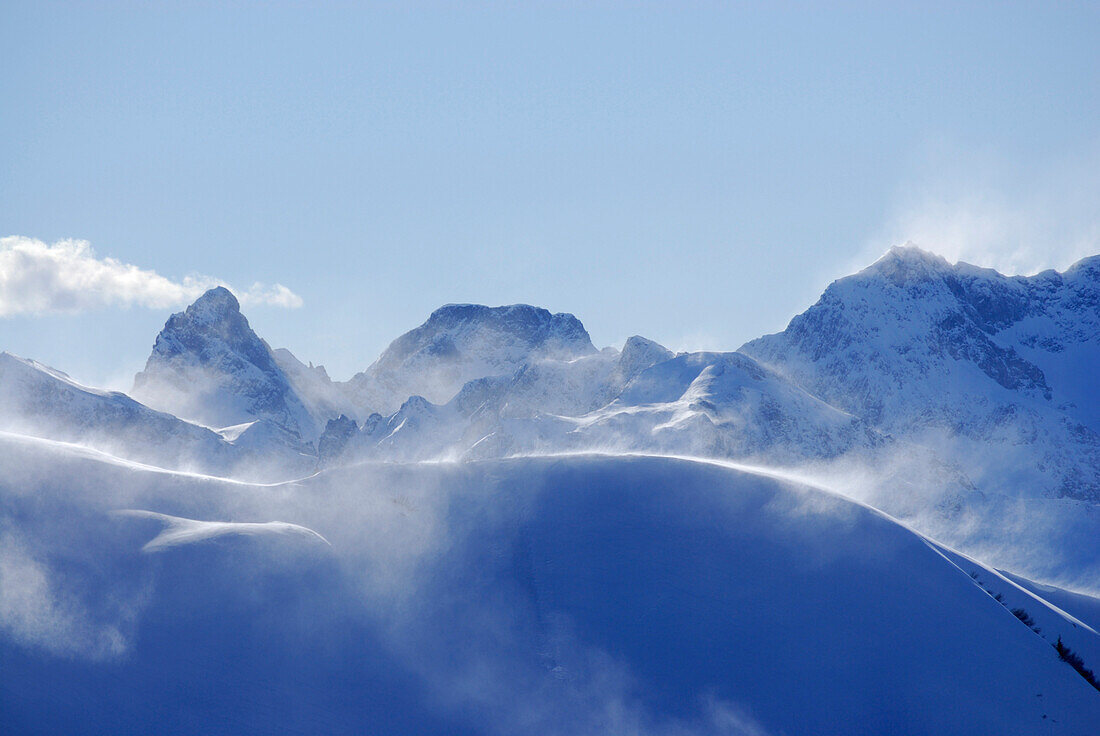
[1, 435, 1098, 735]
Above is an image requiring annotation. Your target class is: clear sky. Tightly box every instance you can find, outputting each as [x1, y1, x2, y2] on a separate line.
[3, 1, 1099, 387]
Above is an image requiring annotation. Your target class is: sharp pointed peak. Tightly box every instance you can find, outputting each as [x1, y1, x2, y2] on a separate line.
[186, 286, 240, 317]
[853, 243, 954, 284]
[878, 242, 949, 266]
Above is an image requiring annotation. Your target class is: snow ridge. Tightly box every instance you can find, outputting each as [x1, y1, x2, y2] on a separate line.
[742, 244, 1100, 502]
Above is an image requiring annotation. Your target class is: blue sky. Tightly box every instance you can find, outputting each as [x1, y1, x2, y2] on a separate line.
[2, 2, 1099, 386]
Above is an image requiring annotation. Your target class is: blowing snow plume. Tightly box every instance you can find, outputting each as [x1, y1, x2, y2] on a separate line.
[2, 434, 1099, 735]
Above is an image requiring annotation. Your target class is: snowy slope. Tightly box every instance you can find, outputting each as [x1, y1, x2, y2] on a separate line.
[742, 245, 1100, 502]
[0, 351, 239, 473]
[2, 439, 1098, 735]
[568, 350, 880, 461]
[0, 352, 315, 480]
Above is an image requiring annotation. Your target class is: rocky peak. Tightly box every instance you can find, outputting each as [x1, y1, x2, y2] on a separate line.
[348, 304, 598, 412]
[618, 336, 674, 381]
[377, 304, 596, 368]
[182, 285, 239, 323]
[858, 244, 952, 285]
[317, 414, 358, 464]
[132, 288, 316, 438]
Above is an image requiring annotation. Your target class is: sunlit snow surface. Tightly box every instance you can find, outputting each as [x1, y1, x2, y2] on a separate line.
[2, 434, 1098, 735]
[4, 251, 1100, 733]
[114, 510, 330, 552]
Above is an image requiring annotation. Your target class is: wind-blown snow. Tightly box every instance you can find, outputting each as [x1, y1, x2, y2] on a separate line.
[115, 509, 330, 551]
[4, 245, 1100, 733]
[743, 244, 1100, 502]
[1, 439, 1098, 734]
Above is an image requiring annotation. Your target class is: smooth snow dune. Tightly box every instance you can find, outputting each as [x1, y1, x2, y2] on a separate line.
[1, 446, 1099, 735]
[115, 509, 330, 551]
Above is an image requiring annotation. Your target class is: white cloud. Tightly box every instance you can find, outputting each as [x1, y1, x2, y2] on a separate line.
[241, 281, 304, 309]
[0, 236, 302, 317]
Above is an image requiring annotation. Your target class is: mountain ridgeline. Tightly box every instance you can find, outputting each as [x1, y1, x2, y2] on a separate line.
[116, 246, 1100, 502]
[3, 246, 1100, 583]
[6, 246, 1100, 734]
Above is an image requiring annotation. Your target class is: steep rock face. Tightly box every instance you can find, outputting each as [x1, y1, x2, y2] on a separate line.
[316, 414, 359, 465]
[742, 245, 1100, 500]
[132, 288, 318, 439]
[346, 304, 597, 414]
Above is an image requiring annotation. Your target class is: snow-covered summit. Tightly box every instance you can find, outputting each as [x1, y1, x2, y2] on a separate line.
[132, 287, 318, 439]
[347, 303, 597, 413]
[617, 335, 675, 379]
[861, 242, 954, 284]
[173, 284, 241, 325]
[743, 243, 1100, 501]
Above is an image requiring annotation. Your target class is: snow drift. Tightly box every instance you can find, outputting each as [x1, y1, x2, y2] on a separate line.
[1, 436, 1097, 735]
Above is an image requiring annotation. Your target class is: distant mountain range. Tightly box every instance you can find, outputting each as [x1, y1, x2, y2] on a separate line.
[5, 244, 1100, 734]
[2, 244, 1099, 586]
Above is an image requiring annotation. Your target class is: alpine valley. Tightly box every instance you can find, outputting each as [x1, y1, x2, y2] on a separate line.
[3, 245, 1099, 734]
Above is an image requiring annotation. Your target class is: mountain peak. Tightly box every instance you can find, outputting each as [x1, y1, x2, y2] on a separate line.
[196, 284, 237, 304]
[422, 304, 593, 348]
[1064, 253, 1100, 280]
[144, 287, 257, 364]
[185, 286, 241, 324]
[380, 303, 596, 368]
[862, 244, 952, 283]
[348, 303, 597, 412]
[132, 289, 316, 437]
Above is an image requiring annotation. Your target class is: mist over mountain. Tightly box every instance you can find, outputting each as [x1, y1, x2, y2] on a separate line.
[4, 246, 1100, 733]
[131, 287, 322, 441]
[347, 303, 598, 414]
[743, 244, 1100, 502]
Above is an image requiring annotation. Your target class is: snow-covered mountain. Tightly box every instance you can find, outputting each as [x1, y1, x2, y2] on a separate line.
[330, 339, 883, 466]
[0, 351, 236, 472]
[132, 287, 330, 441]
[742, 244, 1100, 502]
[346, 303, 598, 414]
[5, 246, 1100, 734]
[0, 351, 314, 480]
[120, 294, 883, 469]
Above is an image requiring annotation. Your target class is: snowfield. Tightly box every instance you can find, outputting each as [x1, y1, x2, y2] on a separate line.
[3, 245, 1100, 732]
[1, 436, 1098, 734]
